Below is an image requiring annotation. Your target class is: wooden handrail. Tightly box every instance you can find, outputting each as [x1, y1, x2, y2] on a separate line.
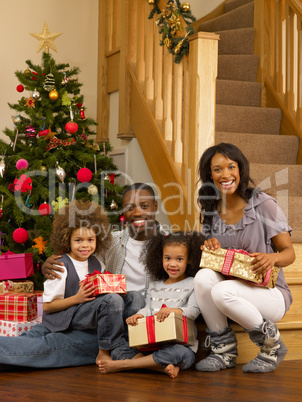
[254, 0, 302, 162]
[97, 0, 219, 228]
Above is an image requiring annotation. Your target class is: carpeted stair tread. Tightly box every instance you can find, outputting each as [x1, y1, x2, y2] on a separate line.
[225, 0, 254, 13]
[216, 80, 261, 106]
[216, 132, 299, 164]
[217, 28, 255, 55]
[250, 164, 302, 197]
[216, 105, 282, 134]
[199, 1, 254, 33]
[218, 54, 259, 81]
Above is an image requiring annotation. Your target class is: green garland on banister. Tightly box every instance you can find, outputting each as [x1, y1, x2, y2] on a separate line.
[147, 0, 196, 63]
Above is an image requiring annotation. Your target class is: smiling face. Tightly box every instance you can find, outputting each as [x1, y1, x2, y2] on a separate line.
[162, 243, 188, 284]
[123, 189, 158, 240]
[68, 227, 97, 261]
[210, 153, 240, 197]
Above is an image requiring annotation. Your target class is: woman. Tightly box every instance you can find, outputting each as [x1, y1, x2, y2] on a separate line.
[194, 143, 295, 373]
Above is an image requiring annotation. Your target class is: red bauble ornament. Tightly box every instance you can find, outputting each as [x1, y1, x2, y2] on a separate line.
[16, 85, 24, 92]
[38, 203, 52, 216]
[13, 228, 28, 243]
[110, 173, 115, 185]
[65, 121, 78, 134]
[77, 168, 93, 183]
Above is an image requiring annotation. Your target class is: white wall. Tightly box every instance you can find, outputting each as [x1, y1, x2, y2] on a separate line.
[0, 0, 98, 142]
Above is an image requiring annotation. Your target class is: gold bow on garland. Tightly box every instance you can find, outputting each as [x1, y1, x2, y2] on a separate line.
[46, 136, 76, 152]
[147, 0, 196, 63]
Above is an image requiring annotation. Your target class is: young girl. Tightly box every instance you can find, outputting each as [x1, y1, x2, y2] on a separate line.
[42, 200, 138, 365]
[98, 231, 204, 378]
[194, 143, 295, 373]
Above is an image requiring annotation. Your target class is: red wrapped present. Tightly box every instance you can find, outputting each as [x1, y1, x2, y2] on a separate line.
[0, 316, 42, 337]
[0, 293, 37, 322]
[0, 251, 34, 280]
[79, 270, 127, 296]
[128, 313, 195, 350]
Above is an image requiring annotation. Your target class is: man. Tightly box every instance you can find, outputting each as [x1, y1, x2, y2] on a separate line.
[0, 183, 162, 369]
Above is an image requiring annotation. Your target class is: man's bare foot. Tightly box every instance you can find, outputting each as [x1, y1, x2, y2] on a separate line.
[99, 360, 127, 374]
[95, 349, 112, 365]
[165, 364, 180, 379]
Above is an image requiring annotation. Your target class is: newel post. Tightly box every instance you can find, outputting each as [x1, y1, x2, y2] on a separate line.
[185, 31, 219, 230]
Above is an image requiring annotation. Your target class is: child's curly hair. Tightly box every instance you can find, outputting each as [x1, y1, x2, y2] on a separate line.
[50, 200, 112, 255]
[142, 231, 205, 281]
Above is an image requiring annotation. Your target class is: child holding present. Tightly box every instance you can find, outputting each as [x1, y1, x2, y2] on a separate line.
[0, 201, 138, 369]
[99, 231, 204, 378]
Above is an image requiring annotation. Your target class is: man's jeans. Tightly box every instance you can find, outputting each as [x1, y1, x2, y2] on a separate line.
[0, 291, 145, 369]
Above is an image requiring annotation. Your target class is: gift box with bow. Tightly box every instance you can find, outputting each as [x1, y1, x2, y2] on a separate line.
[128, 312, 195, 350]
[79, 270, 127, 295]
[0, 251, 34, 280]
[199, 248, 279, 288]
[0, 293, 37, 322]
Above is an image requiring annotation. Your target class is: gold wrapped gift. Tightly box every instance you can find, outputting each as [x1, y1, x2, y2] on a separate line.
[128, 313, 195, 350]
[199, 248, 279, 288]
[0, 280, 34, 294]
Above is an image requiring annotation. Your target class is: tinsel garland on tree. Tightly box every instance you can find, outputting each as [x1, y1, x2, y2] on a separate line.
[147, 0, 196, 63]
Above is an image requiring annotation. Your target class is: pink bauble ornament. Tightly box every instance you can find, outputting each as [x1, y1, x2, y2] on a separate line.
[13, 228, 28, 243]
[38, 203, 52, 216]
[16, 159, 29, 170]
[16, 85, 24, 93]
[65, 121, 78, 134]
[77, 167, 93, 183]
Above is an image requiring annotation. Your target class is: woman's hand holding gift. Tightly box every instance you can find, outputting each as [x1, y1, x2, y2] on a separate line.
[202, 238, 221, 251]
[250, 252, 278, 275]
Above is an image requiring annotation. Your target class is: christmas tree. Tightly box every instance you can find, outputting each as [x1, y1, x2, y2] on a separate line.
[0, 23, 124, 289]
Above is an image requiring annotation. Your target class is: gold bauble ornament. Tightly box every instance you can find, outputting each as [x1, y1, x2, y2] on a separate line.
[148, 0, 155, 5]
[49, 90, 59, 101]
[110, 200, 118, 210]
[40, 166, 47, 171]
[24, 68, 31, 78]
[174, 40, 184, 54]
[88, 184, 98, 195]
[181, 2, 190, 12]
[164, 37, 173, 49]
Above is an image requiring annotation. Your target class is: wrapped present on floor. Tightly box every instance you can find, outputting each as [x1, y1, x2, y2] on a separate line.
[128, 313, 195, 350]
[0, 293, 37, 322]
[0, 280, 34, 294]
[34, 290, 43, 317]
[199, 248, 279, 288]
[0, 251, 34, 280]
[0, 316, 42, 337]
[79, 270, 127, 296]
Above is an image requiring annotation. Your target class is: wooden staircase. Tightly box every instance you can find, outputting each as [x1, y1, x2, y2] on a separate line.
[97, 0, 302, 362]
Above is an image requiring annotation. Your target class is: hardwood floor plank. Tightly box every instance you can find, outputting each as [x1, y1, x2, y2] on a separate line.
[0, 361, 302, 401]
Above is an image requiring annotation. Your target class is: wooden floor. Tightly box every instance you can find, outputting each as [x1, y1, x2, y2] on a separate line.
[1, 361, 302, 401]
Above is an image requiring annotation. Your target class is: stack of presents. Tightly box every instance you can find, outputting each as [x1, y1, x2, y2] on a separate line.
[0, 251, 43, 337]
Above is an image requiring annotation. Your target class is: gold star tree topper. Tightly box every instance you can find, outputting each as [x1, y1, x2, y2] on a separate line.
[30, 22, 62, 53]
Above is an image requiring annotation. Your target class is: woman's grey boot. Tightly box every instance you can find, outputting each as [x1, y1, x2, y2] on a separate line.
[242, 318, 287, 373]
[195, 326, 238, 372]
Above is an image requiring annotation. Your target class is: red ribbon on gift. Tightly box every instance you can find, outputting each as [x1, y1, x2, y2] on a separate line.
[142, 304, 188, 351]
[222, 249, 272, 287]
